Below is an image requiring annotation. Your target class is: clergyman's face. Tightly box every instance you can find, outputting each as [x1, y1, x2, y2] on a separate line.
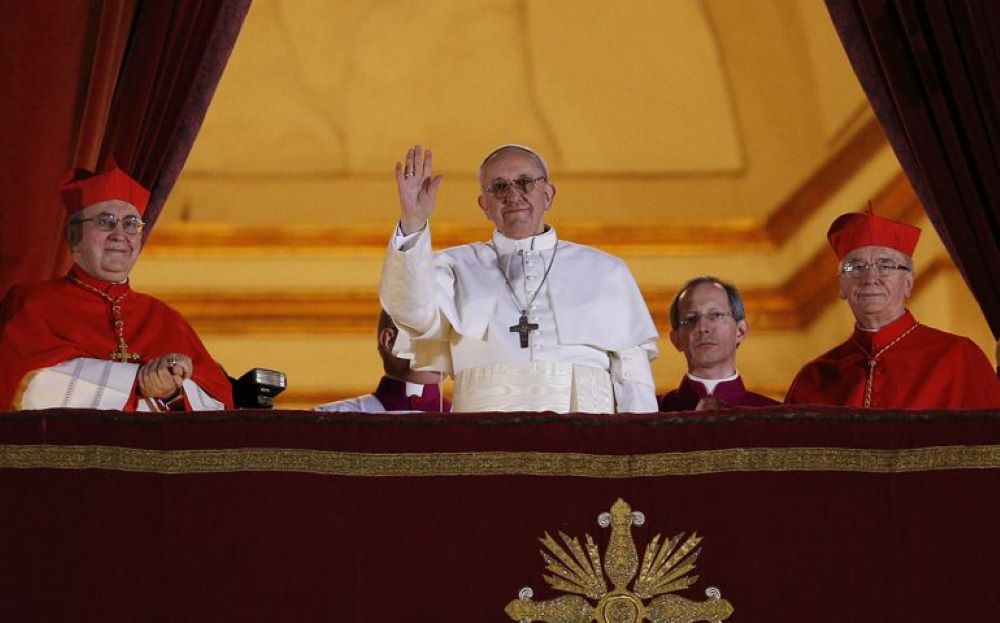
[477, 149, 555, 240]
[669, 282, 747, 379]
[838, 245, 913, 329]
[71, 200, 142, 282]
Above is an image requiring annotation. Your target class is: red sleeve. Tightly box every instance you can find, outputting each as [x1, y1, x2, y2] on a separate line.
[0, 284, 92, 409]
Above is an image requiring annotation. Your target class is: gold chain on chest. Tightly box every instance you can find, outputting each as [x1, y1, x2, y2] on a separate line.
[851, 322, 919, 407]
[67, 276, 141, 363]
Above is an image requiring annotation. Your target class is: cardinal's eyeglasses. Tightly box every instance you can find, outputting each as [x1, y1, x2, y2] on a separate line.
[75, 213, 145, 235]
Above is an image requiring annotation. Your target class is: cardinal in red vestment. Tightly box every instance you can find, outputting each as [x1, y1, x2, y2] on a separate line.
[786, 211, 999, 409]
[0, 162, 233, 411]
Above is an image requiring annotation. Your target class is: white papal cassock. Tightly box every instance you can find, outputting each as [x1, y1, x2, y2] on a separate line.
[380, 225, 658, 413]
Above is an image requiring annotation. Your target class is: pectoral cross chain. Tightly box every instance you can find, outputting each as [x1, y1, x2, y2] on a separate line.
[492, 240, 559, 350]
[68, 276, 142, 364]
[509, 312, 539, 348]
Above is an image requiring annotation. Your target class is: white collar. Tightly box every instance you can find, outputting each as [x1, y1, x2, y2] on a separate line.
[491, 226, 557, 254]
[687, 371, 739, 396]
[404, 382, 425, 398]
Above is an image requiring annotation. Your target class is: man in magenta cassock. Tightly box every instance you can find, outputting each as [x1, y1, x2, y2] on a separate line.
[659, 276, 778, 411]
[315, 310, 450, 413]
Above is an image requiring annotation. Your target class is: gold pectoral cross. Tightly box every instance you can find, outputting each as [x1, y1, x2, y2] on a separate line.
[110, 341, 141, 363]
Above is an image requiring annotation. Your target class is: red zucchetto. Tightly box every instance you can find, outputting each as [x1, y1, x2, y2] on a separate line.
[59, 161, 150, 216]
[826, 210, 921, 259]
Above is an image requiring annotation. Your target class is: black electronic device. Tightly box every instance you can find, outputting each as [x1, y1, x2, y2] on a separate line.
[231, 367, 287, 409]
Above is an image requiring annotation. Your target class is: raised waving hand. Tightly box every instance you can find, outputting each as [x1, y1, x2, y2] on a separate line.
[395, 145, 444, 235]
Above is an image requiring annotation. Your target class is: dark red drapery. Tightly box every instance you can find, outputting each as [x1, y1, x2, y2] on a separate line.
[0, 2, 95, 300]
[99, 0, 252, 234]
[2, 408, 999, 622]
[0, 0, 250, 300]
[826, 0, 1000, 337]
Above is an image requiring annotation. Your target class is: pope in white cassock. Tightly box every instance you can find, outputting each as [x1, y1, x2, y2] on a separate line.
[379, 144, 659, 413]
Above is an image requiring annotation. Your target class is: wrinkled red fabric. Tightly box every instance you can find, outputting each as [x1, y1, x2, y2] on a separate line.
[0, 2, 93, 299]
[787, 310, 1000, 408]
[0, 265, 232, 410]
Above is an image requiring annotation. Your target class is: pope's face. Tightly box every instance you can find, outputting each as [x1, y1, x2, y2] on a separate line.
[477, 149, 555, 240]
[669, 282, 747, 379]
[839, 245, 913, 330]
[71, 200, 142, 282]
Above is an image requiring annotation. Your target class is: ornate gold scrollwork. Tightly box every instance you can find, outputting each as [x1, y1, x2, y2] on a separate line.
[505, 499, 734, 623]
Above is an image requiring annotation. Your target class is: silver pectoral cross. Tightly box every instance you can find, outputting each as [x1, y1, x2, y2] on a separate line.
[509, 312, 539, 348]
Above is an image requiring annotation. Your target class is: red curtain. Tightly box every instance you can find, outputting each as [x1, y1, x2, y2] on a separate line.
[826, 0, 1000, 337]
[0, 2, 97, 300]
[0, 0, 250, 300]
[99, 0, 252, 234]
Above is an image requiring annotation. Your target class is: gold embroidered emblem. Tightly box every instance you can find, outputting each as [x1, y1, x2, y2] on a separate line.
[505, 499, 734, 623]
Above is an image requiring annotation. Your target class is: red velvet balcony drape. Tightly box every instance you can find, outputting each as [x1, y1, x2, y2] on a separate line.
[2, 408, 999, 622]
[0, 0, 250, 300]
[826, 0, 1000, 337]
